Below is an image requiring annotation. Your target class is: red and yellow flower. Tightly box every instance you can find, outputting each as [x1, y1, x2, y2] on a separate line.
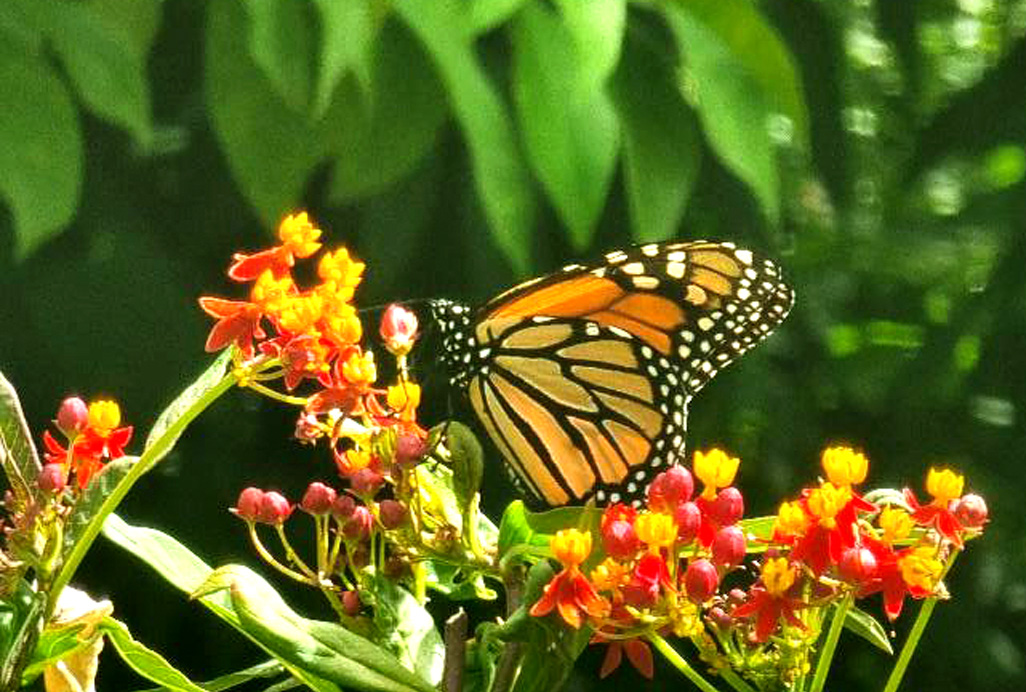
[530, 529, 610, 629]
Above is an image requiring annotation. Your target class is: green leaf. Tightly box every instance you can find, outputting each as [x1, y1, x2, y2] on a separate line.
[132, 660, 287, 692]
[21, 622, 86, 684]
[0, 371, 42, 509]
[843, 605, 893, 655]
[100, 616, 207, 692]
[43, 0, 154, 148]
[468, 0, 528, 34]
[393, 0, 536, 273]
[326, 19, 448, 203]
[0, 583, 45, 691]
[0, 39, 82, 259]
[369, 578, 445, 686]
[738, 515, 776, 543]
[62, 456, 138, 560]
[145, 350, 233, 452]
[200, 565, 436, 692]
[206, 0, 325, 226]
[497, 501, 598, 557]
[611, 32, 701, 242]
[86, 0, 163, 59]
[311, 0, 377, 117]
[103, 518, 339, 691]
[420, 561, 497, 601]
[512, 2, 619, 250]
[243, 0, 316, 112]
[553, 0, 625, 94]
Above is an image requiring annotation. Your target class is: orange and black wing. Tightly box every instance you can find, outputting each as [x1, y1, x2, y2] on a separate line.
[435, 241, 793, 506]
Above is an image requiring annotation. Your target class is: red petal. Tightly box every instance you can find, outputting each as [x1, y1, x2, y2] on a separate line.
[623, 640, 654, 679]
[529, 572, 565, 619]
[42, 430, 68, 463]
[599, 643, 622, 679]
[198, 297, 250, 319]
[227, 247, 291, 281]
[105, 426, 133, 458]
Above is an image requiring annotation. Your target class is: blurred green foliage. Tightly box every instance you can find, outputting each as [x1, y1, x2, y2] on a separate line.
[1, 0, 1024, 689]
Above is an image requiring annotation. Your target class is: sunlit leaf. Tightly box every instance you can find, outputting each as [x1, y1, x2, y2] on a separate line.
[554, 0, 626, 95]
[326, 19, 448, 203]
[497, 501, 599, 557]
[843, 605, 893, 654]
[512, 2, 619, 250]
[0, 371, 42, 508]
[0, 39, 81, 259]
[145, 350, 233, 452]
[611, 33, 701, 243]
[242, 0, 316, 112]
[311, 0, 378, 117]
[371, 577, 445, 685]
[206, 0, 324, 227]
[62, 456, 137, 561]
[20, 622, 85, 684]
[393, 0, 535, 273]
[100, 617, 207, 692]
[468, 0, 528, 34]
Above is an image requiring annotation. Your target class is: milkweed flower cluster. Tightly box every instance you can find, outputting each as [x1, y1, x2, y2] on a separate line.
[41, 397, 133, 490]
[529, 446, 988, 683]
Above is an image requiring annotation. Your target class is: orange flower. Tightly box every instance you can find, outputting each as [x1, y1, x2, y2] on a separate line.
[386, 383, 421, 422]
[318, 247, 365, 295]
[198, 297, 265, 357]
[227, 212, 322, 281]
[693, 448, 740, 500]
[340, 350, 377, 388]
[42, 399, 132, 489]
[530, 529, 610, 629]
[278, 211, 322, 259]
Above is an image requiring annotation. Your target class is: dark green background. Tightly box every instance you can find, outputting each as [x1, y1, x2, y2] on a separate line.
[2, 0, 1024, 689]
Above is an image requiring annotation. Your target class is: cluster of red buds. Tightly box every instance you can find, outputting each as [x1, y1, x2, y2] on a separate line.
[529, 447, 988, 682]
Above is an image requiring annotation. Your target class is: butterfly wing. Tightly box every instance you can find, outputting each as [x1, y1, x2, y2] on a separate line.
[446, 241, 794, 506]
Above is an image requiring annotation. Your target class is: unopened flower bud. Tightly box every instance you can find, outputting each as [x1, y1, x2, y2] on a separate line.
[953, 493, 988, 528]
[56, 397, 89, 437]
[727, 588, 747, 607]
[234, 487, 265, 521]
[39, 463, 66, 493]
[711, 525, 746, 567]
[707, 486, 745, 526]
[378, 500, 408, 529]
[647, 466, 694, 513]
[344, 505, 373, 539]
[350, 468, 384, 496]
[380, 304, 419, 356]
[673, 501, 702, 543]
[684, 559, 719, 603]
[258, 491, 293, 525]
[341, 590, 362, 616]
[331, 494, 356, 521]
[707, 606, 732, 630]
[395, 433, 427, 467]
[602, 518, 640, 559]
[838, 546, 877, 583]
[300, 482, 337, 515]
[294, 413, 323, 443]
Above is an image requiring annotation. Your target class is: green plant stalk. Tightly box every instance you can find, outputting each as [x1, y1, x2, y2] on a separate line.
[810, 594, 853, 692]
[47, 369, 239, 616]
[647, 632, 721, 692]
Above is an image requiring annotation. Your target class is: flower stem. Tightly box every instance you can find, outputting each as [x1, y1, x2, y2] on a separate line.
[810, 593, 853, 692]
[243, 380, 310, 407]
[647, 632, 721, 692]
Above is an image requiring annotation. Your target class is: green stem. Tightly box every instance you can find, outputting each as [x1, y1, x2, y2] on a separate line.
[882, 548, 961, 692]
[647, 632, 721, 692]
[718, 667, 756, 692]
[244, 380, 310, 407]
[48, 366, 239, 616]
[810, 594, 853, 692]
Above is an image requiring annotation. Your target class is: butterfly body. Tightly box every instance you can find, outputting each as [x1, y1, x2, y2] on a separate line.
[432, 241, 793, 507]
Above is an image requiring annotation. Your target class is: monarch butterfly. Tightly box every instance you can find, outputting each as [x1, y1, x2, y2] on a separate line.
[430, 241, 793, 506]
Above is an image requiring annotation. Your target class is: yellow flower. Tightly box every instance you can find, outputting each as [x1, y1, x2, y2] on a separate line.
[278, 212, 322, 259]
[879, 505, 913, 544]
[339, 448, 373, 475]
[589, 557, 630, 592]
[318, 287, 363, 346]
[693, 448, 740, 499]
[87, 400, 121, 433]
[925, 467, 964, 506]
[341, 350, 376, 387]
[634, 512, 676, 552]
[898, 546, 942, 592]
[250, 270, 294, 313]
[806, 482, 851, 529]
[387, 383, 421, 422]
[762, 557, 796, 598]
[277, 293, 324, 334]
[551, 529, 592, 569]
[774, 500, 809, 538]
[318, 247, 365, 291]
[821, 446, 868, 487]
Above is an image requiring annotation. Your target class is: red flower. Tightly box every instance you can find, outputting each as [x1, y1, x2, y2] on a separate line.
[530, 529, 610, 629]
[598, 638, 654, 679]
[198, 297, 265, 358]
[732, 558, 805, 642]
[857, 537, 939, 620]
[904, 487, 965, 548]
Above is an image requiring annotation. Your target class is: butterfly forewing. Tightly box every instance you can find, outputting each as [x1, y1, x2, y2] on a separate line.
[435, 241, 793, 506]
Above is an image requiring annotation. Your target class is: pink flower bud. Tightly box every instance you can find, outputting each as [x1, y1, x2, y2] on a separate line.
[234, 487, 265, 521]
[395, 433, 427, 468]
[646, 466, 694, 513]
[711, 525, 746, 567]
[622, 553, 666, 608]
[350, 468, 384, 496]
[341, 590, 362, 616]
[673, 501, 702, 543]
[379, 500, 408, 529]
[258, 491, 293, 525]
[344, 505, 373, 539]
[707, 606, 732, 630]
[380, 304, 419, 356]
[953, 493, 988, 528]
[331, 494, 356, 521]
[707, 486, 745, 526]
[838, 546, 877, 583]
[300, 482, 337, 515]
[39, 463, 66, 493]
[601, 510, 640, 559]
[684, 559, 719, 603]
[56, 397, 89, 437]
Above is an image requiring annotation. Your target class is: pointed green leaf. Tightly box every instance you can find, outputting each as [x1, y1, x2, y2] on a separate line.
[0, 371, 42, 508]
[311, 0, 378, 117]
[393, 0, 536, 273]
[62, 456, 138, 560]
[0, 38, 81, 259]
[206, 0, 324, 226]
[370, 577, 445, 685]
[243, 0, 316, 112]
[21, 622, 86, 685]
[326, 19, 448, 203]
[145, 350, 233, 452]
[611, 33, 701, 243]
[100, 616, 207, 692]
[844, 605, 893, 655]
[497, 501, 599, 556]
[468, 0, 528, 34]
[513, 2, 619, 250]
[553, 0, 626, 94]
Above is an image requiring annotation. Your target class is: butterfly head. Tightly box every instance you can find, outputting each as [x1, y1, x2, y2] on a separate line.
[428, 299, 476, 388]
